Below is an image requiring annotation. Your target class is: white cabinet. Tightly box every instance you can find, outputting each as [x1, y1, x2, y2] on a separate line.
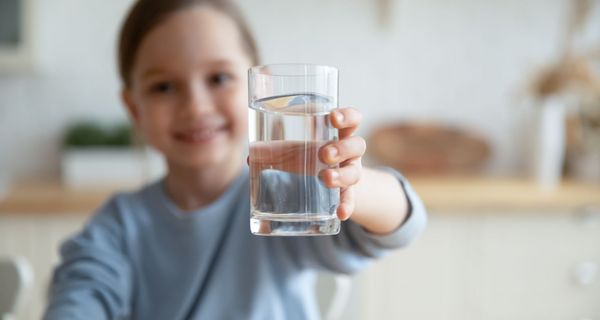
[0, 214, 87, 320]
[356, 210, 600, 320]
[3, 210, 600, 320]
[479, 213, 600, 319]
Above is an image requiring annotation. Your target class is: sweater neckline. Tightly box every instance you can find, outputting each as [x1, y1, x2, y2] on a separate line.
[151, 168, 249, 220]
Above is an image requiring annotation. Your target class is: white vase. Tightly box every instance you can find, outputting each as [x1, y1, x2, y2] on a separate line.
[532, 97, 567, 191]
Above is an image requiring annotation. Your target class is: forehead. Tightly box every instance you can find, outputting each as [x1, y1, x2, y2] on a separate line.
[133, 6, 249, 75]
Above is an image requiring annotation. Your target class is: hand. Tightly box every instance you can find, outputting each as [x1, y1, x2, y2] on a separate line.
[247, 107, 365, 221]
[319, 108, 366, 221]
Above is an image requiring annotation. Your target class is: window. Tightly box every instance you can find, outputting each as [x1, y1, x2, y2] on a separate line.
[0, 0, 32, 72]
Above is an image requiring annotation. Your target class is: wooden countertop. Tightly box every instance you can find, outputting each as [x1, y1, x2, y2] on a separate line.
[409, 177, 600, 212]
[0, 181, 127, 215]
[0, 177, 599, 215]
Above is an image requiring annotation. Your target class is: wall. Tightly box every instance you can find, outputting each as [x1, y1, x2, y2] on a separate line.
[0, 0, 133, 178]
[0, 0, 589, 178]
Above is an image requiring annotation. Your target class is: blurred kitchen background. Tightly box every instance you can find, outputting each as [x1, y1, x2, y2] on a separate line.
[1, 0, 600, 319]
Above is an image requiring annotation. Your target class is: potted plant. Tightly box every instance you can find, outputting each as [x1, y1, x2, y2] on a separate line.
[61, 121, 165, 188]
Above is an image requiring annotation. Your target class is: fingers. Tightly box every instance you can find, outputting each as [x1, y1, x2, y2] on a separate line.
[320, 159, 362, 188]
[330, 108, 362, 138]
[337, 187, 354, 221]
[319, 136, 366, 165]
[327, 107, 362, 221]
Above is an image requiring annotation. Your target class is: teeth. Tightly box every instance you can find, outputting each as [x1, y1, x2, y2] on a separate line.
[182, 129, 219, 142]
[176, 127, 225, 143]
[193, 130, 214, 140]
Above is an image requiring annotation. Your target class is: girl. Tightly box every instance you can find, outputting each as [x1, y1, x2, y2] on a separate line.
[44, 0, 427, 319]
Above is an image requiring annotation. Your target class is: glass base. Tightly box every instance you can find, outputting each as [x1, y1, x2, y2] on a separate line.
[250, 212, 340, 236]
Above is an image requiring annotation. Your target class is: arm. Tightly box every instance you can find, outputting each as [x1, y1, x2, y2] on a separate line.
[284, 168, 427, 274]
[282, 108, 427, 273]
[44, 199, 132, 320]
[319, 108, 420, 234]
[351, 167, 409, 234]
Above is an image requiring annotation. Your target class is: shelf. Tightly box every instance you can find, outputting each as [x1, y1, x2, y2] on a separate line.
[1, 177, 599, 215]
[410, 176, 600, 212]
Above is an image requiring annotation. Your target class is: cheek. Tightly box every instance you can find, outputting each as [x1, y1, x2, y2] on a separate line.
[223, 90, 249, 136]
[236, 95, 249, 133]
[232, 72, 249, 126]
[139, 106, 173, 140]
[230, 102, 248, 136]
[129, 89, 176, 148]
[239, 110, 249, 136]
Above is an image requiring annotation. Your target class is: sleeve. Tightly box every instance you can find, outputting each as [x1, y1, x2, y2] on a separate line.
[43, 197, 132, 320]
[285, 167, 427, 274]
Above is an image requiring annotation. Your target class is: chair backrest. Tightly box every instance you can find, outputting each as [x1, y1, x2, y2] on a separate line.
[0, 256, 33, 318]
[317, 274, 353, 320]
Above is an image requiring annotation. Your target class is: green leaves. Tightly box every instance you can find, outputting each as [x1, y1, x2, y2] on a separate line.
[63, 122, 133, 148]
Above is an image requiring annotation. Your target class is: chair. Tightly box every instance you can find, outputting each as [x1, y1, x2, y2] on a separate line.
[0, 256, 33, 320]
[318, 274, 353, 320]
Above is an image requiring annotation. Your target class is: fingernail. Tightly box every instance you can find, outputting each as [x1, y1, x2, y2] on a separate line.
[330, 170, 339, 182]
[334, 111, 344, 123]
[328, 147, 338, 160]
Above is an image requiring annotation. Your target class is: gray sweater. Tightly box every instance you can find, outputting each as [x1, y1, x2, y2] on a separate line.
[44, 168, 427, 320]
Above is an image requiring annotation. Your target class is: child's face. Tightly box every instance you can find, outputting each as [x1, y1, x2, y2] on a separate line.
[123, 7, 252, 170]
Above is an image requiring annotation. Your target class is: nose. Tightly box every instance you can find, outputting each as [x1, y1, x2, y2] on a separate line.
[180, 80, 216, 116]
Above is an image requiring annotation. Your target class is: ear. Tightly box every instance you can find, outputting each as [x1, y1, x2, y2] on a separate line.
[121, 88, 141, 126]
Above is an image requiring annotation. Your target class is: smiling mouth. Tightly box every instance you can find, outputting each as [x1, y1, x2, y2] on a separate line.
[173, 126, 228, 144]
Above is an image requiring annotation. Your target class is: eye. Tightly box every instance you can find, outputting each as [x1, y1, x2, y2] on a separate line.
[149, 81, 174, 93]
[208, 72, 233, 87]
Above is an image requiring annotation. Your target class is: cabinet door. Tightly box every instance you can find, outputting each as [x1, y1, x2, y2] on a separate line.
[479, 211, 600, 320]
[358, 215, 483, 320]
[0, 215, 87, 320]
[355, 211, 600, 320]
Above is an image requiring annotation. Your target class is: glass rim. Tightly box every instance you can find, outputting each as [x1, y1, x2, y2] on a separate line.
[249, 63, 338, 77]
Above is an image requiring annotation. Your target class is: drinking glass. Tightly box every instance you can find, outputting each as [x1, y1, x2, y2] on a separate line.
[248, 64, 340, 236]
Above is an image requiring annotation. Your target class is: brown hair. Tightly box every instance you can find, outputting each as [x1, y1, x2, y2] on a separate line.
[118, 0, 259, 87]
